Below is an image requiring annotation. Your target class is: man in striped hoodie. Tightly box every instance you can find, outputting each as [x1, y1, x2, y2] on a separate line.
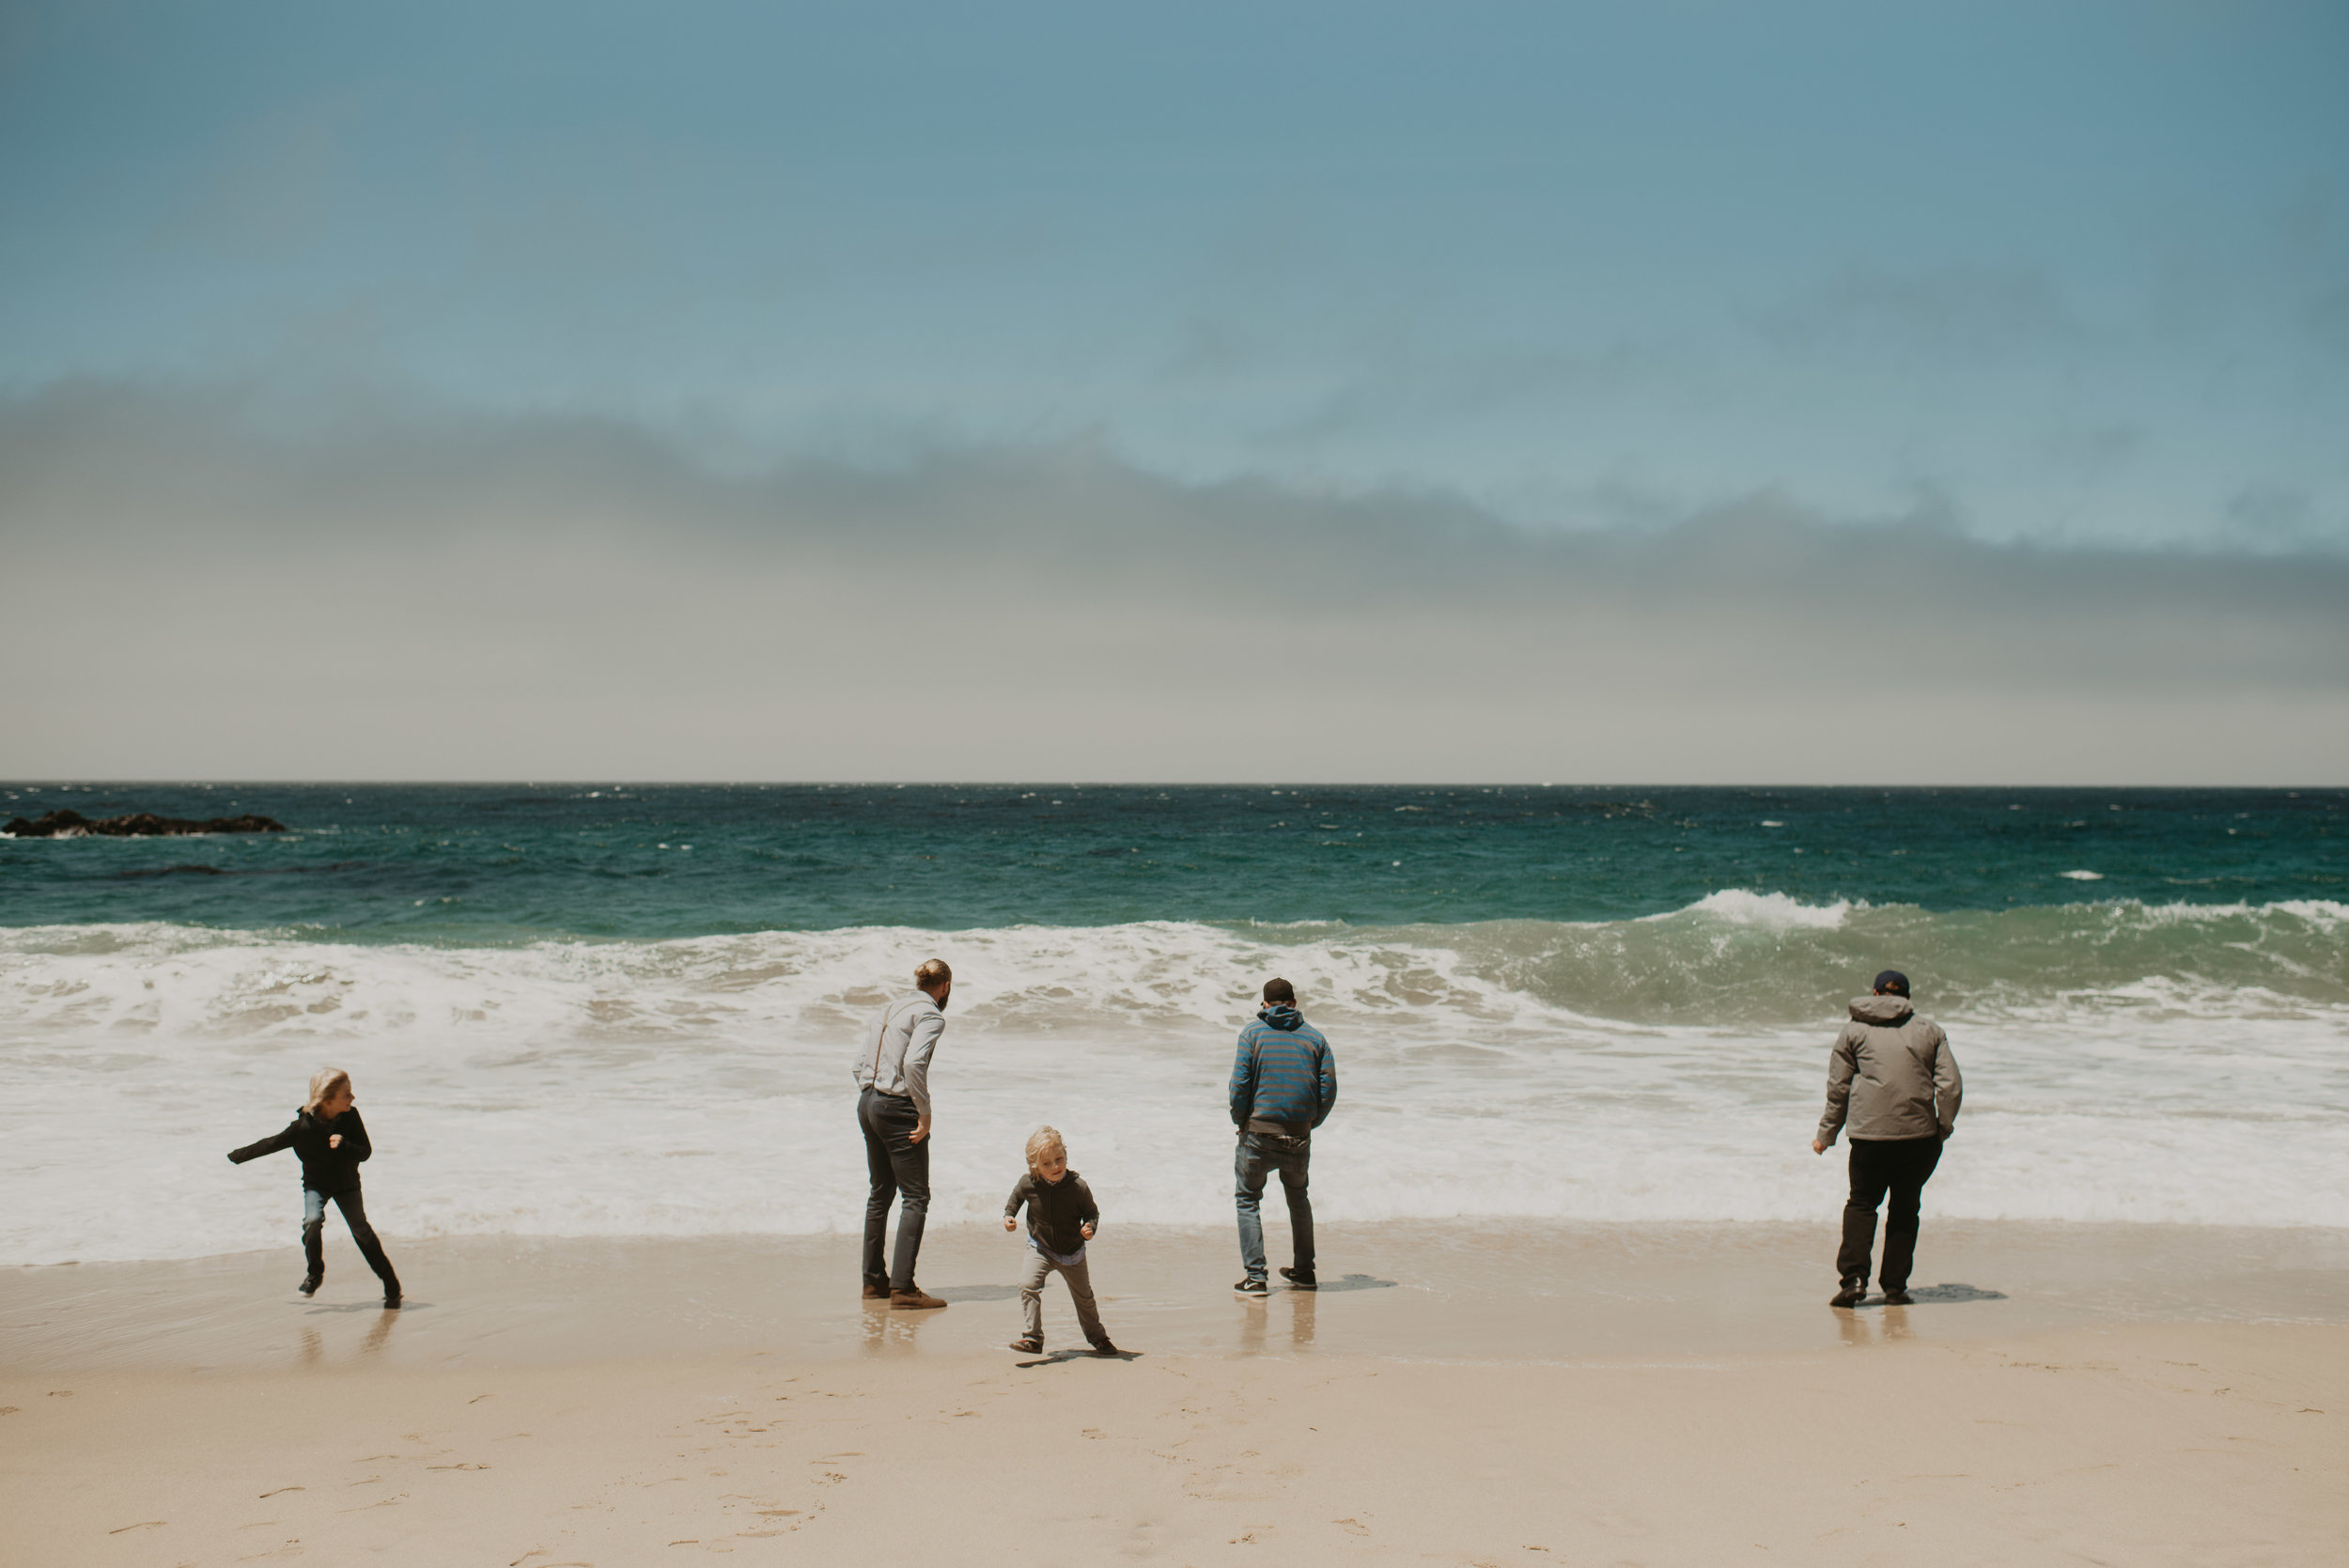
[1228, 976, 1338, 1295]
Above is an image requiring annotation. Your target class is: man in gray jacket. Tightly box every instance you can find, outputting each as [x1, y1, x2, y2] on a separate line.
[1812, 970, 1962, 1308]
[853, 958, 951, 1310]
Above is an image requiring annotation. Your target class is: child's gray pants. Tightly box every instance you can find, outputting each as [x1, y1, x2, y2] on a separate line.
[1019, 1247, 1108, 1344]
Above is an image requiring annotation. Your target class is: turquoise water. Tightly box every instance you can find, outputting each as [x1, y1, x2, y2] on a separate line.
[4, 784, 2340, 939]
[4, 784, 2345, 1258]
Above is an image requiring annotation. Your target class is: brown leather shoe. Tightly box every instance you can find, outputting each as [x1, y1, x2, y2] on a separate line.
[862, 1282, 890, 1300]
[890, 1287, 947, 1310]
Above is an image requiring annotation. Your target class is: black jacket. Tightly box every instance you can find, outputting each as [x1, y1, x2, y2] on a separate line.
[1004, 1170, 1100, 1256]
[228, 1108, 373, 1195]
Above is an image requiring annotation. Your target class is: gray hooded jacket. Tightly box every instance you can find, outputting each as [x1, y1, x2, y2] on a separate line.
[1816, 995, 1961, 1145]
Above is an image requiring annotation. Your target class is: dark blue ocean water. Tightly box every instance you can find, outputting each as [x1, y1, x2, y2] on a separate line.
[3, 783, 2340, 940]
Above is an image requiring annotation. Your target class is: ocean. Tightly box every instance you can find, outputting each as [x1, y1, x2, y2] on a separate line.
[3, 783, 2343, 1265]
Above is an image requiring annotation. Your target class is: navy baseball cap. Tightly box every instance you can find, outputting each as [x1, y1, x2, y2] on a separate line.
[1873, 970, 1910, 996]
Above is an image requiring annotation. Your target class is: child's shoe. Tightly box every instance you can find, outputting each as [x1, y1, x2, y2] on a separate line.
[382, 1286, 402, 1310]
[1234, 1277, 1268, 1296]
[1089, 1339, 1121, 1356]
[1008, 1335, 1043, 1354]
[1280, 1266, 1317, 1289]
[298, 1275, 322, 1297]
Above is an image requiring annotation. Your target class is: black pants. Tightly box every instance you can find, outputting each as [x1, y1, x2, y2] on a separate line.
[1837, 1136, 1942, 1291]
[859, 1088, 929, 1292]
[303, 1186, 399, 1288]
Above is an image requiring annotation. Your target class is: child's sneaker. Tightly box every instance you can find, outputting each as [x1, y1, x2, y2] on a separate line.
[1280, 1266, 1317, 1289]
[1234, 1277, 1268, 1296]
[298, 1275, 321, 1297]
[1008, 1335, 1043, 1354]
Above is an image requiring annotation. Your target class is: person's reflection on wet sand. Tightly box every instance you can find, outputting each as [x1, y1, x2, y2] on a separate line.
[1836, 1309, 1873, 1349]
[1289, 1288, 1316, 1350]
[1880, 1303, 1913, 1341]
[300, 1326, 325, 1368]
[1237, 1293, 1268, 1357]
[860, 1296, 936, 1357]
[360, 1308, 400, 1356]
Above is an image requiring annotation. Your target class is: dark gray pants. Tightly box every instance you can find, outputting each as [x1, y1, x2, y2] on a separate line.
[859, 1088, 929, 1292]
[1837, 1135, 1942, 1291]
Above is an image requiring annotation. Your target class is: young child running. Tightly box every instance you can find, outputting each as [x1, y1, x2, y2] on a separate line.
[228, 1067, 403, 1308]
[1002, 1126, 1118, 1356]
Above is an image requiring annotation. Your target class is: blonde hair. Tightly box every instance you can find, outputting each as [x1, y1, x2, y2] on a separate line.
[1024, 1125, 1066, 1173]
[305, 1067, 352, 1114]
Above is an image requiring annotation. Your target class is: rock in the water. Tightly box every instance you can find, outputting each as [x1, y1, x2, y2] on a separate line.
[1, 809, 288, 838]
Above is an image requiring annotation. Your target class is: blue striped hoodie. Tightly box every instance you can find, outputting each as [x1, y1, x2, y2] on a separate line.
[1228, 1005, 1337, 1130]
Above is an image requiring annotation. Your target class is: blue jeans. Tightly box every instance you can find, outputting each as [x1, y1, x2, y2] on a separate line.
[1235, 1129, 1314, 1281]
[302, 1187, 398, 1287]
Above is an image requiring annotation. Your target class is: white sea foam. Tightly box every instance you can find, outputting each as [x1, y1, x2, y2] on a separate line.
[1657, 889, 1855, 928]
[1, 904, 2343, 1264]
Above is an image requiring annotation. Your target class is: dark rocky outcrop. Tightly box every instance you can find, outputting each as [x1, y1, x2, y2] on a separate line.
[2, 809, 288, 838]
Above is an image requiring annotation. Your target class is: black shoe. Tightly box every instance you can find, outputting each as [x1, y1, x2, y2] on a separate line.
[1881, 1288, 1912, 1306]
[1280, 1267, 1317, 1289]
[1234, 1277, 1268, 1296]
[298, 1275, 321, 1297]
[1830, 1279, 1867, 1308]
[1089, 1340, 1121, 1356]
[382, 1286, 402, 1310]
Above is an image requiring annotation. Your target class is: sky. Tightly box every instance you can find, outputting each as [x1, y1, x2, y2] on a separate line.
[2, 1, 2345, 782]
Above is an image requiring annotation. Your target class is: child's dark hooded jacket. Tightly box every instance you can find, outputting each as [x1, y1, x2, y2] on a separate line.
[1003, 1170, 1100, 1257]
[229, 1108, 373, 1194]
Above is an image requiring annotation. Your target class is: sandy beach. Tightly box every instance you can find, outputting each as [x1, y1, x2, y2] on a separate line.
[7, 1221, 2345, 1565]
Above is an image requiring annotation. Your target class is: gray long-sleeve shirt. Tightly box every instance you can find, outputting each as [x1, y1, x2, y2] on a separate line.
[1817, 994, 1962, 1145]
[851, 990, 945, 1119]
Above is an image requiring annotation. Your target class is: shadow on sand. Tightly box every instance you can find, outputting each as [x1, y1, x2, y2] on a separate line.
[1014, 1347, 1143, 1367]
[930, 1284, 1022, 1302]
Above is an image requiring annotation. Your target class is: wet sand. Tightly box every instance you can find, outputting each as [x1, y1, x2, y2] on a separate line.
[5, 1221, 2346, 1563]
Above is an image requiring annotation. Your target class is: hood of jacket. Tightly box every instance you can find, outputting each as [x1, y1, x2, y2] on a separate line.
[1849, 994, 1915, 1025]
[1257, 1004, 1305, 1032]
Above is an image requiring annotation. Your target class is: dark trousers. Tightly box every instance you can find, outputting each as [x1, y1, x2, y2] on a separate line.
[302, 1186, 398, 1287]
[1235, 1129, 1314, 1281]
[859, 1088, 929, 1292]
[1837, 1136, 1942, 1290]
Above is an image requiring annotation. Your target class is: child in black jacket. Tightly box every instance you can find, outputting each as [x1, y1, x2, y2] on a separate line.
[229, 1068, 402, 1307]
[1002, 1125, 1117, 1356]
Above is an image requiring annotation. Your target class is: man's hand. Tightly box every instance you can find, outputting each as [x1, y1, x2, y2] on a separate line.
[1811, 1138, 1827, 1156]
[329, 1134, 343, 1149]
[1003, 1216, 1017, 1232]
[1080, 1222, 1096, 1241]
[910, 1115, 930, 1145]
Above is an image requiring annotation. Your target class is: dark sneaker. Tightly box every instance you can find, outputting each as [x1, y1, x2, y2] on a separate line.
[298, 1275, 322, 1297]
[382, 1287, 402, 1311]
[1234, 1277, 1268, 1296]
[1089, 1341, 1121, 1356]
[1881, 1288, 1913, 1306]
[1280, 1267, 1317, 1289]
[1830, 1280, 1868, 1308]
[862, 1282, 891, 1301]
[1008, 1335, 1043, 1354]
[890, 1287, 948, 1310]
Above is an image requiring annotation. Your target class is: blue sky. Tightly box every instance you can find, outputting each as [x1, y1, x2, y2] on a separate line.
[2, 2, 2345, 779]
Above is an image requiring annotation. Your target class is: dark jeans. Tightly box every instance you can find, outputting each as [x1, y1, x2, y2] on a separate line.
[859, 1088, 929, 1292]
[302, 1186, 398, 1287]
[1235, 1128, 1314, 1281]
[1837, 1135, 1943, 1291]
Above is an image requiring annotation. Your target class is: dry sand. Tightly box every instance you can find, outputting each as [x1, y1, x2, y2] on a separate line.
[6, 1222, 2346, 1565]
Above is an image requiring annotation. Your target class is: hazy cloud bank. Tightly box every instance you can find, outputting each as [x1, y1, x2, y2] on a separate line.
[3, 385, 2344, 783]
